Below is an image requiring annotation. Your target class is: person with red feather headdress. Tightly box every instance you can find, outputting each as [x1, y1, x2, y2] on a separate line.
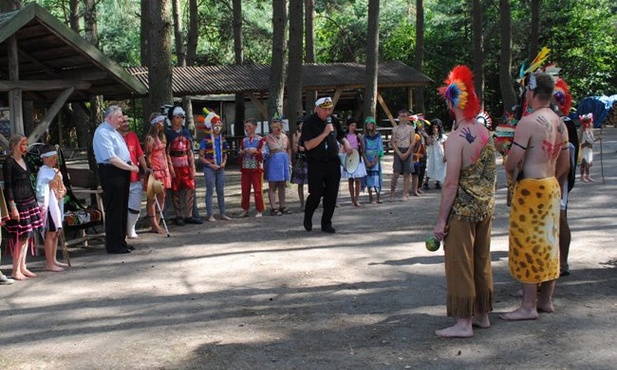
[551, 77, 579, 277]
[432, 65, 497, 338]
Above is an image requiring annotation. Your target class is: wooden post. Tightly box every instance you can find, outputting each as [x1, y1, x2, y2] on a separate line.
[407, 87, 414, 112]
[8, 36, 24, 135]
[377, 92, 397, 127]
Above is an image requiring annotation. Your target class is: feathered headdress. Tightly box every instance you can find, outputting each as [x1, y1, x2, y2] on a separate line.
[553, 78, 572, 115]
[202, 107, 221, 130]
[438, 65, 480, 120]
[579, 113, 593, 127]
[520, 47, 551, 80]
[476, 111, 493, 130]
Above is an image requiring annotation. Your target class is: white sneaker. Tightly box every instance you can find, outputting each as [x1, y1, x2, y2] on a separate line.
[255, 212, 263, 218]
[207, 216, 216, 222]
[0, 274, 14, 285]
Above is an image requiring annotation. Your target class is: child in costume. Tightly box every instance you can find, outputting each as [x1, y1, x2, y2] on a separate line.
[199, 109, 231, 221]
[35, 144, 69, 272]
[341, 118, 367, 206]
[578, 113, 596, 182]
[361, 117, 383, 203]
[238, 119, 266, 218]
[425, 119, 447, 190]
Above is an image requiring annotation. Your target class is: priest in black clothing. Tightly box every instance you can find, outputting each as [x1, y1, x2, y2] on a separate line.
[300, 97, 352, 233]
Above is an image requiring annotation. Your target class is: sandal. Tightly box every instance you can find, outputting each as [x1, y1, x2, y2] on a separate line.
[279, 207, 292, 215]
[270, 209, 282, 216]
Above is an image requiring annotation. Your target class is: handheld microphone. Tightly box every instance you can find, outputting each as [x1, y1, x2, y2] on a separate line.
[327, 116, 334, 136]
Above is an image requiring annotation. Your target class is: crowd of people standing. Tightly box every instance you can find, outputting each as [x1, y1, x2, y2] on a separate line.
[0, 77, 594, 346]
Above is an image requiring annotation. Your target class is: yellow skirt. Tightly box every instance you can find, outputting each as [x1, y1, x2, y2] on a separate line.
[508, 177, 560, 283]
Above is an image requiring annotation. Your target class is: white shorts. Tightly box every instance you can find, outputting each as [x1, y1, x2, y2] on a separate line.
[128, 181, 142, 212]
[560, 178, 569, 211]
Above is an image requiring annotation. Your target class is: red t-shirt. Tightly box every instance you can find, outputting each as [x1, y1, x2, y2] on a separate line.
[123, 131, 144, 182]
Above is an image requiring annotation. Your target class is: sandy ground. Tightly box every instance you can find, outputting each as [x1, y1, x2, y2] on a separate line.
[1, 128, 617, 370]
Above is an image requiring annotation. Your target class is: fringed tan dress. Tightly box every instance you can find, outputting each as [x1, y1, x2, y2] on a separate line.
[442, 139, 496, 318]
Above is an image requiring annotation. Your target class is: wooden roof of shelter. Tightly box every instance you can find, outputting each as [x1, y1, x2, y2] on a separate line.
[0, 3, 147, 104]
[126, 61, 432, 97]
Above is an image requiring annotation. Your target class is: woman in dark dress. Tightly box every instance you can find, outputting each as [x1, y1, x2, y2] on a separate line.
[2, 134, 44, 280]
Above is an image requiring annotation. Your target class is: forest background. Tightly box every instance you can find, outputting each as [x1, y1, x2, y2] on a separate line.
[19, 0, 617, 143]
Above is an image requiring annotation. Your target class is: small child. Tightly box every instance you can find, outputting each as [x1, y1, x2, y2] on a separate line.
[238, 119, 266, 218]
[36, 145, 69, 272]
[578, 113, 596, 182]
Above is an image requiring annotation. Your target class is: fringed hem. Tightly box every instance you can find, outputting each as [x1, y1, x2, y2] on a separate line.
[446, 290, 493, 318]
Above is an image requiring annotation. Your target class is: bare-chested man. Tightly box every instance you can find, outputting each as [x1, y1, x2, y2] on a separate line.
[501, 72, 570, 321]
[433, 65, 496, 338]
[389, 110, 415, 202]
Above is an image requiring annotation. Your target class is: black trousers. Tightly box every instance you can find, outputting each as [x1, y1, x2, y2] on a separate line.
[304, 158, 341, 229]
[98, 165, 130, 252]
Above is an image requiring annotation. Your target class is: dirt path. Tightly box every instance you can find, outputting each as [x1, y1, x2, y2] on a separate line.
[1, 128, 617, 370]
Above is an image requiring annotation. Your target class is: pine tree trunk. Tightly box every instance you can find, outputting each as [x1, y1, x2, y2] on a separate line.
[364, 0, 380, 118]
[233, 0, 246, 137]
[472, 0, 484, 110]
[499, 0, 517, 115]
[304, 0, 317, 113]
[268, 0, 288, 121]
[286, 0, 304, 125]
[413, 0, 425, 114]
[148, 0, 174, 121]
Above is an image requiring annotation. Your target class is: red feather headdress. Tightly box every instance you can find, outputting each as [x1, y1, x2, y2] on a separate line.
[553, 78, 572, 115]
[438, 65, 480, 120]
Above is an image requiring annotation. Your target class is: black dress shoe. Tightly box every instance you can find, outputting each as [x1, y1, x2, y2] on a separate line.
[321, 226, 336, 234]
[184, 217, 203, 225]
[108, 249, 131, 254]
[303, 216, 312, 231]
[174, 218, 185, 226]
[126, 245, 135, 251]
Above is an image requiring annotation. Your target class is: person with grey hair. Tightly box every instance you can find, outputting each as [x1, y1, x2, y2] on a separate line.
[93, 105, 139, 254]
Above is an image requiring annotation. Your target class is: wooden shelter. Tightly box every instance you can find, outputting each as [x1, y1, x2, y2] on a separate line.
[127, 61, 433, 126]
[0, 3, 147, 147]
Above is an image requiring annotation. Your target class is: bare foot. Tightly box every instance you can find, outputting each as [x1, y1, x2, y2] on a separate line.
[11, 273, 27, 281]
[401, 196, 409, 202]
[537, 301, 554, 313]
[500, 307, 538, 321]
[152, 227, 166, 234]
[413, 192, 421, 196]
[435, 325, 473, 338]
[472, 314, 491, 328]
[55, 261, 70, 268]
[388, 196, 394, 203]
[45, 265, 65, 272]
[23, 269, 37, 278]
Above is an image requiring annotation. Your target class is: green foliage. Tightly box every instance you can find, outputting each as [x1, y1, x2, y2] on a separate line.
[30, 0, 617, 120]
